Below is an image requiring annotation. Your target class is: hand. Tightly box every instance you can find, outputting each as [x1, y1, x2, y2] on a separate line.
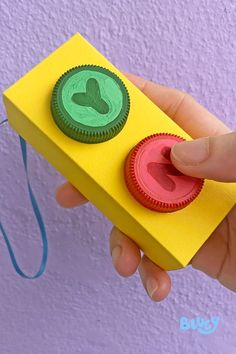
[55, 73, 236, 301]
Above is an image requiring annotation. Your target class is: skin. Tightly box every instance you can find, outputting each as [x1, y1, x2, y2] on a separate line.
[55, 73, 236, 301]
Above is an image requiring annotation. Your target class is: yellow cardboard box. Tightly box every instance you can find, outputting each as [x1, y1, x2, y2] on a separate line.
[3, 33, 236, 270]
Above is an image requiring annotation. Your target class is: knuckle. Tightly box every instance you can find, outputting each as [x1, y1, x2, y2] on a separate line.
[166, 89, 192, 120]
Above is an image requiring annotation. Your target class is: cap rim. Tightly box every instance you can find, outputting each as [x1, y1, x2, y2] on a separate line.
[125, 133, 204, 212]
[51, 65, 130, 143]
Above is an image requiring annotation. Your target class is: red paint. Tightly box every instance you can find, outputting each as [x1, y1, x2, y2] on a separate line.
[124, 133, 204, 212]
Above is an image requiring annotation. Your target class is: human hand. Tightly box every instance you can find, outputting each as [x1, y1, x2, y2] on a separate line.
[55, 73, 236, 301]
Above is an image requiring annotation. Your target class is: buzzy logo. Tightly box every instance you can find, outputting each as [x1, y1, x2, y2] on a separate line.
[180, 316, 220, 335]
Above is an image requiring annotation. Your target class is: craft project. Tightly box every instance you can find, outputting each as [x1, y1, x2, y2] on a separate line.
[3, 33, 236, 270]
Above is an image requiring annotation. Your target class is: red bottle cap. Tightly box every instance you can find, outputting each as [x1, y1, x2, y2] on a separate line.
[124, 133, 204, 212]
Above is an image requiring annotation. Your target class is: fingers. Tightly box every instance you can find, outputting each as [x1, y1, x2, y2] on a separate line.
[55, 181, 88, 208]
[138, 256, 172, 302]
[110, 227, 171, 301]
[171, 131, 236, 181]
[124, 72, 231, 138]
[110, 227, 141, 277]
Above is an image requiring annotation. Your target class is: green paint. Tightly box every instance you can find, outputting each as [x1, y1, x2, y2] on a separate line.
[72, 78, 109, 115]
[61, 70, 123, 127]
[51, 65, 130, 143]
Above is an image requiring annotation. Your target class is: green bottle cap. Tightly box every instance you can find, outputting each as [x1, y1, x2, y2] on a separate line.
[51, 65, 130, 143]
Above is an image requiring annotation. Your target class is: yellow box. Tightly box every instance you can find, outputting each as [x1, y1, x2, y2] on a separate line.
[3, 33, 236, 270]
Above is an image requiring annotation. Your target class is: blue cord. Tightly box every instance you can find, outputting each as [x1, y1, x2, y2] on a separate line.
[0, 119, 8, 127]
[0, 129, 48, 279]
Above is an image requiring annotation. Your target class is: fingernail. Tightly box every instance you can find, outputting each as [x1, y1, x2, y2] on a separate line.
[111, 246, 122, 266]
[146, 278, 158, 300]
[171, 137, 209, 165]
[125, 73, 146, 90]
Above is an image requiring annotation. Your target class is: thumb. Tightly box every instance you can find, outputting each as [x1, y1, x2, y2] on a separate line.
[170, 132, 236, 182]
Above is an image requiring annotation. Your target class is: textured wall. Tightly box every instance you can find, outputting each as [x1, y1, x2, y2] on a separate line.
[0, 0, 236, 353]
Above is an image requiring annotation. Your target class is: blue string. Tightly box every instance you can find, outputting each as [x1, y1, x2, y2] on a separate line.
[0, 119, 8, 126]
[0, 129, 48, 279]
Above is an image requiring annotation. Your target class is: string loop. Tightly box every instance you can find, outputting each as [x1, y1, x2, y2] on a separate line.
[0, 131, 48, 279]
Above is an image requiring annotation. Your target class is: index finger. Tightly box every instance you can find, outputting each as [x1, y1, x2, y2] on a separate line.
[124, 72, 231, 138]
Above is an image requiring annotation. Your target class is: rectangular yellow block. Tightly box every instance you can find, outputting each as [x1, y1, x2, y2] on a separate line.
[3, 33, 236, 270]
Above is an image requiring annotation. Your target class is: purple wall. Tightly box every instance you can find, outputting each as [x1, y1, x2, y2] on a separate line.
[1, 1, 236, 353]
